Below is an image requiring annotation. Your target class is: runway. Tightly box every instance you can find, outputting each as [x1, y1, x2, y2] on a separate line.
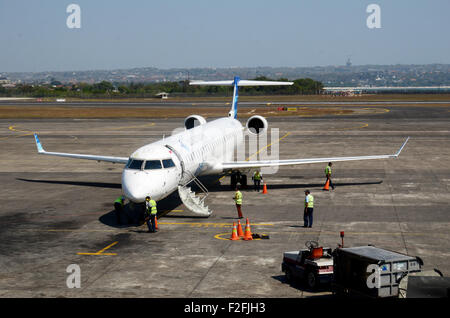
[0, 102, 449, 297]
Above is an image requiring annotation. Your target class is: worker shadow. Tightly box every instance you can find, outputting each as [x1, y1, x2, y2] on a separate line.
[99, 191, 186, 228]
[202, 180, 383, 192]
[16, 178, 122, 189]
[271, 275, 334, 297]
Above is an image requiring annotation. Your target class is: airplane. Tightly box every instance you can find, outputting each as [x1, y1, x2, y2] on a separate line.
[33, 76, 409, 216]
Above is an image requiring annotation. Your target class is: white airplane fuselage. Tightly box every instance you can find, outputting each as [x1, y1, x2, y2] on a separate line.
[122, 117, 244, 202]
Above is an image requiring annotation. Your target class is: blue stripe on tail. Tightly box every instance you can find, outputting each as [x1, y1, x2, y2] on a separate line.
[230, 76, 240, 119]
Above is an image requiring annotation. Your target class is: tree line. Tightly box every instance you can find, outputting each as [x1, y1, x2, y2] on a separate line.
[0, 77, 323, 98]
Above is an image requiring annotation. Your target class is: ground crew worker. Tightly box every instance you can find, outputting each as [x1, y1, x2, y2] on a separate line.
[325, 162, 335, 190]
[252, 170, 263, 192]
[233, 186, 243, 219]
[145, 196, 158, 233]
[304, 190, 314, 228]
[114, 196, 125, 225]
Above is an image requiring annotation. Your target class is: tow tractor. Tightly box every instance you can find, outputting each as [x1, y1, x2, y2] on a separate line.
[282, 241, 334, 289]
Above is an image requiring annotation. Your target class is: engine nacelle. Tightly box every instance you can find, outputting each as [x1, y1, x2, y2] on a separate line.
[246, 115, 268, 135]
[184, 115, 207, 130]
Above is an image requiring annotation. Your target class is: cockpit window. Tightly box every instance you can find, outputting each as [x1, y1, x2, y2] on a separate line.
[127, 159, 143, 170]
[144, 160, 162, 170]
[162, 159, 176, 168]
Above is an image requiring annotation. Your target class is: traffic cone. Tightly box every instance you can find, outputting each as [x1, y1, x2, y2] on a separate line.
[262, 182, 268, 194]
[230, 222, 240, 241]
[323, 179, 330, 191]
[154, 216, 159, 230]
[237, 220, 244, 238]
[243, 218, 253, 241]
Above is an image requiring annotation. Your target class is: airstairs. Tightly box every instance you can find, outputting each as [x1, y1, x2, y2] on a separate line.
[177, 171, 212, 217]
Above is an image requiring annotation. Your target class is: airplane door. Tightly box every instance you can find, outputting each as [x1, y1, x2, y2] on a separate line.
[165, 144, 185, 179]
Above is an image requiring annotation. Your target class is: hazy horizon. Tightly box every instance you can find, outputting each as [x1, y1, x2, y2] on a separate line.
[1, 0, 449, 73]
[2, 63, 450, 75]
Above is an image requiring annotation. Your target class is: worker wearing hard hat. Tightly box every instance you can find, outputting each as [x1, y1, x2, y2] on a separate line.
[252, 170, 263, 192]
[145, 196, 158, 233]
[233, 186, 243, 219]
[114, 196, 125, 225]
[304, 190, 314, 228]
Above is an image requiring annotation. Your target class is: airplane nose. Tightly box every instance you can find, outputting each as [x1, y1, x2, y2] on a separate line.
[122, 182, 146, 202]
[122, 169, 163, 202]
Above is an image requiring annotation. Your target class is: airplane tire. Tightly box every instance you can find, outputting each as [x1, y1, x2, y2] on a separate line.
[230, 174, 237, 189]
[240, 174, 247, 187]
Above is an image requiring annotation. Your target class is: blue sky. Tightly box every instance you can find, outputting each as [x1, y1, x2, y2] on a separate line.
[1, 0, 449, 72]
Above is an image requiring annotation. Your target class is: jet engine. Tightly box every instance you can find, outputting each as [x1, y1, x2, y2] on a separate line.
[246, 115, 268, 135]
[184, 115, 207, 130]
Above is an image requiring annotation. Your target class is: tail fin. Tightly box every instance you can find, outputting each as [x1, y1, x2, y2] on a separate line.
[189, 77, 293, 119]
[230, 76, 240, 119]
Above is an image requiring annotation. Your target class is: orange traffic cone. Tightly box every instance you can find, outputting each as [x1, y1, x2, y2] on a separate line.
[243, 218, 253, 241]
[237, 220, 244, 237]
[230, 222, 240, 241]
[154, 216, 159, 230]
[323, 179, 330, 191]
[262, 182, 267, 194]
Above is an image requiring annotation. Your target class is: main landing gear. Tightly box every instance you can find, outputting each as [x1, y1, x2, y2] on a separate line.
[230, 171, 247, 189]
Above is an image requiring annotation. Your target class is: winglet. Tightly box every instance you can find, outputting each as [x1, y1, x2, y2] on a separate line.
[34, 133, 45, 153]
[394, 137, 410, 158]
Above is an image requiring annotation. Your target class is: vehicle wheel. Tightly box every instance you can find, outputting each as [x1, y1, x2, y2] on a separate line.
[306, 272, 318, 290]
[285, 269, 293, 284]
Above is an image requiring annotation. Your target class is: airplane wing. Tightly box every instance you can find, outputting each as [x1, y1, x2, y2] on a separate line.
[33, 134, 129, 164]
[221, 137, 409, 171]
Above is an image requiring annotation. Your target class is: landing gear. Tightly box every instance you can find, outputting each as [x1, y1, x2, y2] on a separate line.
[230, 172, 247, 189]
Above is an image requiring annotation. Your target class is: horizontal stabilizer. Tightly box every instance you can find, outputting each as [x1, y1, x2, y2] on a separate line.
[190, 80, 293, 86]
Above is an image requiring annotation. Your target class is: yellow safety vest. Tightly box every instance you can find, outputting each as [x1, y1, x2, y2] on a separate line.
[114, 197, 124, 206]
[325, 165, 332, 176]
[253, 171, 262, 181]
[305, 194, 314, 208]
[235, 191, 243, 205]
[146, 200, 157, 215]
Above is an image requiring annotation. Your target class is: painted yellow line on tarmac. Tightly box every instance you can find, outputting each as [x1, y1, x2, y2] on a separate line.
[44, 229, 116, 232]
[159, 222, 274, 228]
[214, 232, 263, 241]
[162, 209, 184, 213]
[333, 123, 369, 131]
[77, 241, 118, 256]
[0, 125, 34, 140]
[246, 132, 291, 161]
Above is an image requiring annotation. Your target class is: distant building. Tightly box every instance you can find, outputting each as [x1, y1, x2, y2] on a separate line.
[346, 57, 352, 67]
[155, 92, 169, 99]
[0, 76, 11, 85]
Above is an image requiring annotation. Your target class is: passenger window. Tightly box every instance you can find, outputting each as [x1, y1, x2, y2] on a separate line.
[162, 159, 175, 168]
[128, 159, 143, 170]
[144, 160, 162, 170]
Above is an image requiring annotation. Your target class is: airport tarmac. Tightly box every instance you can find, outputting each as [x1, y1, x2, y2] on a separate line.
[0, 103, 449, 298]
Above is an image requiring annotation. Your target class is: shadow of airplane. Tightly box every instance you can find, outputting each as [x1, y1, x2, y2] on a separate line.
[99, 191, 184, 228]
[16, 178, 121, 189]
[271, 275, 335, 297]
[192, 177, 383, 193]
